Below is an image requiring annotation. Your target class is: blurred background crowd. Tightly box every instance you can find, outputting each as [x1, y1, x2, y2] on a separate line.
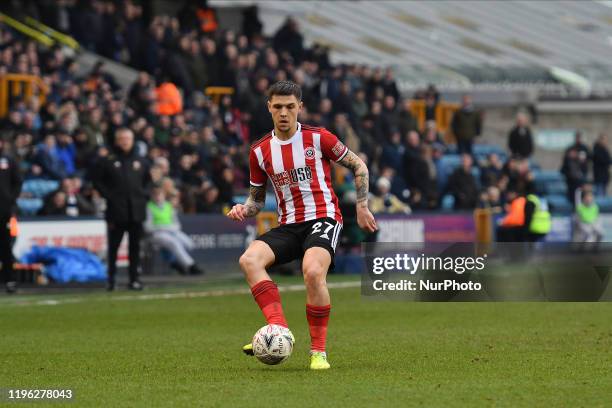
[0, 0, 609, 222]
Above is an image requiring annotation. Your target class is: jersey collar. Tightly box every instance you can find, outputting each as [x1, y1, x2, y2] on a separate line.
[272, 122, 301, 145]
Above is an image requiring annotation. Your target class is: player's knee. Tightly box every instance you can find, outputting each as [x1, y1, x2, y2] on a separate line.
[239, 251, 261, 274]
[303, 261, 326, 287]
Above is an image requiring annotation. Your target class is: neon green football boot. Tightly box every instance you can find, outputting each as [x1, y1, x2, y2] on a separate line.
[242, 343, 254, 356]
[309, 351, 330, 370]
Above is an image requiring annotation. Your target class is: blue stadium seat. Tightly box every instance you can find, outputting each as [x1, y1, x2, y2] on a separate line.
[533, 170, 565, 195]
[22, 179, 60, 198]
[441, 194, 455, 210]
[473, 144, 505, 157]
[543, 180, 568, 195]
[545, 194, 572, 214]
[595, 196, 612, 213]
[436, 154, 461, 191]
[17, 198, 44, 216]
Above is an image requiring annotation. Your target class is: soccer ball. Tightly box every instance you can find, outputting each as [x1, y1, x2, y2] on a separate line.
[252, 324, 294, 365]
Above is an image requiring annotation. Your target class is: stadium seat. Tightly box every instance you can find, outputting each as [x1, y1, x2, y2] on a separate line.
[22, 179, 60, 198]
[435, 154, 462, 191]
[533, 170, 565, 195]
[17, 198, 44, 216]
[441, 194, 455, 211]
[545, 194, 573, 214]
[543, 180, 568, 196]
[595, 196, 612, 213]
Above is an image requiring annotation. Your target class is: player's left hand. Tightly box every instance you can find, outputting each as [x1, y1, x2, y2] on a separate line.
[356, 206, 377, 233]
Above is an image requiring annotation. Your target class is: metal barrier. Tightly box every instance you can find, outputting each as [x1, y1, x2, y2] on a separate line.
[205, 86, 234, 104]
[0, 74, 48, 117]
[409, 100, 460, 138]
[0, 13, 54, 46]
[256, 212, 278, 236]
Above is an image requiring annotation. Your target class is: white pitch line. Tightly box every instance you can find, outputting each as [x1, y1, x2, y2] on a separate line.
[1, 281, 361, 308]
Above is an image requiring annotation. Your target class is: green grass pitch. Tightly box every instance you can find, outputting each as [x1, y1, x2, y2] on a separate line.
[1, 276, 611, 407]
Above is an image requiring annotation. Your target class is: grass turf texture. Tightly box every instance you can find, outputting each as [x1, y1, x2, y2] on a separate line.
[1, 276, 611, 407]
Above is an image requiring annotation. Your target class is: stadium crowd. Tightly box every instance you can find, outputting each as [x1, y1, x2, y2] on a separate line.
[0, 0, 610, 222]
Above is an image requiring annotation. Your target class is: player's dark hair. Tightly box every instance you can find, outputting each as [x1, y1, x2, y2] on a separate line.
[267, 81, 302, 101]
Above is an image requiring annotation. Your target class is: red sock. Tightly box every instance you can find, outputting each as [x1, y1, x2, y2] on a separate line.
[250, 280, 288, 328]
[306, 304, 331, 352]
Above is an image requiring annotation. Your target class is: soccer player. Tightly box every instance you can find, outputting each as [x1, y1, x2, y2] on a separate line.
[227, 81, 377, 370]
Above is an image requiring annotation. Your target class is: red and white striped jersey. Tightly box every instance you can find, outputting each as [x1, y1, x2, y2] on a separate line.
[249, 122, 348, 225]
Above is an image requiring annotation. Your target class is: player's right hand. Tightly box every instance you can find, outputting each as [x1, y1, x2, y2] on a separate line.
[227, 204, 247, 221]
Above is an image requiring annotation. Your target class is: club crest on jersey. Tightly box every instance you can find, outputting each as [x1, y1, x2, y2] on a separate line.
[271, 166, 313, 188]
[304, 146, 316, 160]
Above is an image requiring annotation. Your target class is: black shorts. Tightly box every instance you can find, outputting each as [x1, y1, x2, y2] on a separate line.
[256, 217, 343, 267]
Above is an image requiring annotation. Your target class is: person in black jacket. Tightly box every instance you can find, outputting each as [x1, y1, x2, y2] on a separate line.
[508, 112, 533, 159]
[93, 128, 151, 291]
[0, 138, 22, 293]
[446, 154, 479, 210]
[592, 133, 610, 197]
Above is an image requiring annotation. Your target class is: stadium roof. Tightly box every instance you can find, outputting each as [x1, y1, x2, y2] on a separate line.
[212, 0, 612, 94]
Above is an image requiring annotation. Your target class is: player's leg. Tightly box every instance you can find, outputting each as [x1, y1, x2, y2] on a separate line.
[241, 226, 303, 355]
[302, 247, 332, 369]
[106, 222, 125, 291]
[127, 222, 143, 289]
[239, 240, 276, 287]
[240, 240, 287, 326]
[301, 218, 342, 369]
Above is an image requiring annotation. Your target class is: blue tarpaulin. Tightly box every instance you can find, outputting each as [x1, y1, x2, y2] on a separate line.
[20, 246, 107, 283]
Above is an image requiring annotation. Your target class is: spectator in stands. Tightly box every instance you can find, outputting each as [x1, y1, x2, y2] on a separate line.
[407, 144, 439, 210]
[351, 89, 369, 122]
[561, 147, 587, 204]
[451, 94, 481, 155]
[241, 6, 263, 41]
[330, 113, 360, 154]
[0, 137, 22, 293]
[446, 154, 479, 210]
[55, 131, 76, 177]
[480, 153, 504, 188]
[273, 17, 304, 63]
[573, 185, 603, 245]
[397, 99, 417, 137]
[381, 131, 404, 174]
[592, 133, 610, 197]
[508, 112, 533, 159]
[129, 72, 155, 116]
[93, 128, 150, 291]
[567, 130, 590, 160]
[369, 177, 411, 215]
[32, 134, 66, 180]
[144, 187, 203, 275]
[479, 185, 502, 213]
[503, 158, 534, 196]
[39, 178, 94, 217]
[422, 120, 445, 152]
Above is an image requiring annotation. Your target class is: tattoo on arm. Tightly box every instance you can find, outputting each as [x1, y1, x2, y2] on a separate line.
[244, 184, 266, 217]
[338, 150, 369, 208]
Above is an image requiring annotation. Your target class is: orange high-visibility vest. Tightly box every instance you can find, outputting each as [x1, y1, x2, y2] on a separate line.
[156, 82, 183, 116]
[9, 216, 18, 237]
[501, 196, 526, 227]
